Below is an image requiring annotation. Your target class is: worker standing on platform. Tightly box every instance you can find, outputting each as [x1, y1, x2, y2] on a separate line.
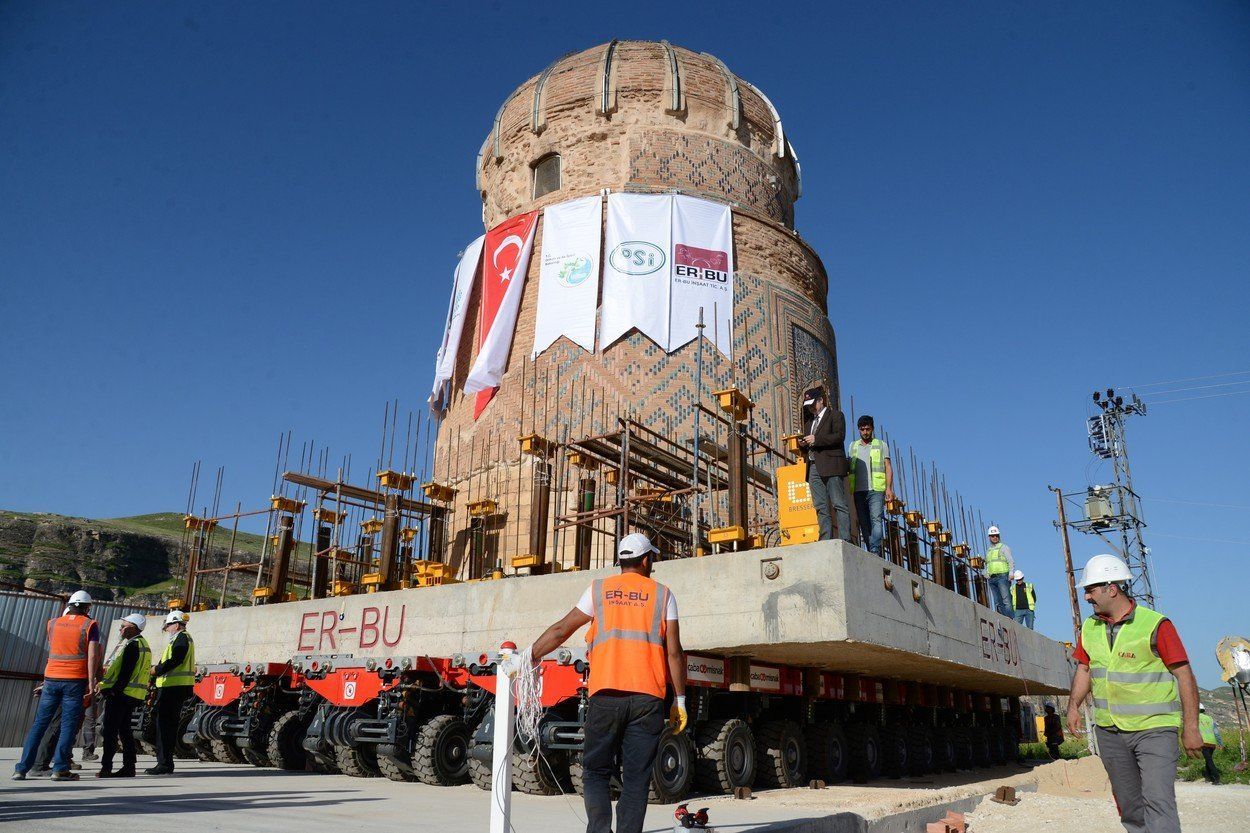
[12, 590, 100, 782]
[796, 385, 851, 543]
[983, 526, 1015, 617]
[1198, 703, 1222, 784]
[97, 613, 151, 778]
[529, 533, 686, 833]
[1042, 703, 1064, 758]
[147, 610, 195, 775]
[1011, 570, 1036, 629]
[847, 415, 894, 556]
[1066, 554, 1201, 833]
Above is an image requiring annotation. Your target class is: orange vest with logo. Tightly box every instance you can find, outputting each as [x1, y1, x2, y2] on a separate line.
[44, 614, 96, 680]
[585, 573, 671, 698]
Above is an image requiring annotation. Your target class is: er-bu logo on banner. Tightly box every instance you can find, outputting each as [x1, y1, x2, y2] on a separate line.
[609, 241, 665, 275]
[674, 244, 729, 282]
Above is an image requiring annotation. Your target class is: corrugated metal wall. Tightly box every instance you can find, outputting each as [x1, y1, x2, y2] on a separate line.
[0, 591, 162, 747]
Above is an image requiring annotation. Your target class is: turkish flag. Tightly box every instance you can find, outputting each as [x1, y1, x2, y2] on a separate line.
[465, 210, 540, 418]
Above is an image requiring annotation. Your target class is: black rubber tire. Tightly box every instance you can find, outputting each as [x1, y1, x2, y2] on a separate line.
[905, 725, 933, 776]
[879, 724, 909, 779]
[210, 738, 246, 764]
[140, 740, 158, 757]
[754, 719, 805, 789]
[266, 711, 308, 771]
[378, 754, 416, 782]
[968, 727, 992, 768]
[805, 722, 850, 784]
[951, 728, 975, 770]
[335, 744, 381, 778]
[930, 728, 957, 772]
[412, 714, 471, 786]
[694, 718, 755, 794]
[648, 728, 695, 804]
[194, 738, 216, 762]
[568, 753, 584, 795]
[242, 748, 270, 768]
[512, 750, 564, 796]
[846, 722, 882, 782]
[468, 745, 492, 791]
[999, 725, 1019, 763]
[310, 751, 340, 774]
[174, 705, 198, 760]
[986, 725, 1007, 765]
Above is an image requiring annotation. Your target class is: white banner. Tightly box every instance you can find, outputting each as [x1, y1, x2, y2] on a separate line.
[429, 234, 484, 410]
[670, 195, 733, 358]
[464, 217, 538, 394]
[600, 193, 672, 350]
[532, 195, 602, 355]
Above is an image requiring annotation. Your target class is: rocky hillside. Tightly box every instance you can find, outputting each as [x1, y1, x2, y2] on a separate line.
[0, 509, 267, 606]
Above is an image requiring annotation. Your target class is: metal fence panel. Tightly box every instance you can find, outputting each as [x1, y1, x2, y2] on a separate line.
[0, 591, 162, 747]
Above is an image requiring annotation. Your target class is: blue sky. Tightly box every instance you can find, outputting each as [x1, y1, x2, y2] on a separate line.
[2, 2, 1247, 687]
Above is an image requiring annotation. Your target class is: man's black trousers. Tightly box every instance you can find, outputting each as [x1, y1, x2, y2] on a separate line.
[581, 693, 664, 833]
[101, 693, 138, 772]
[154, 686, 191, 769]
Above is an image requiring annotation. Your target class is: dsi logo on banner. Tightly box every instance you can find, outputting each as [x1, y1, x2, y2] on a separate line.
[609, 241, 666, 276]
[553, 254, 593, 287]
[674, 244, 729, 283]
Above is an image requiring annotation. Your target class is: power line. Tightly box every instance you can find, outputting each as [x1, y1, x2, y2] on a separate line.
[1124, 369, 1250, 389]
[1143, 497, 1250, 511]
[1147, 389, 1250, 406]
[1150, 532, 1250, 548]
[1137, 379, 1250, 397]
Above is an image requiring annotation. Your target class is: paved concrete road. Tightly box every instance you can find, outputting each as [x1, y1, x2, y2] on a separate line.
[0, 748, 829, 833]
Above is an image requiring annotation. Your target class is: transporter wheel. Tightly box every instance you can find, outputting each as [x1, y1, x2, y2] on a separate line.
[310, 753, 340, 774]
[194, 738, 216, 762]
[999, 725, 1019, 763]
[210, 738, 246, 765]
[805, 722, 849, 784]
[174, 704, 198, 760]
[986, 725, 1007, 765]
[568, 753, 584, 795]
[512, 749, 565, 796]
[950, 728, 974, 770]
[845, 722, 882, 782]
[335, 744, 382, 778]
[754, 720, 805, 789]
[879, 724, 908, 779]
[905, 725, 933, 776]
[266, 711, 309, 771]
[694, 718, 755, 794]
[377, 754, 416, 782]
[242, 748, 271, 768]
[412, 714, 471, 786]
[648, 727, 695, 804]
[930, 728, 956, 772]
[968, 727, 992, 768]
[468, 754, 493, 791]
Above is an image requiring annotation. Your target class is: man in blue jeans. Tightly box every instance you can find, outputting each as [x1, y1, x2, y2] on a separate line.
[797, 385, 852, 542]
[12, 591, 100, 782]
[983, 526, 1015, 617]
[847, 415, 894, 556]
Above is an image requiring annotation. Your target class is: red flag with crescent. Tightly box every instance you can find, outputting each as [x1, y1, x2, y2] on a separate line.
[465, 210, 540, 417]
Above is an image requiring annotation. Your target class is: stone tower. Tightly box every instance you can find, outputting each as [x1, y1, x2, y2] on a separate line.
[430, 41, 836, 576]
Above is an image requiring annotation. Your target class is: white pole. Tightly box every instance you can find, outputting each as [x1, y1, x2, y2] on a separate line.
[489, 645, 519, 833]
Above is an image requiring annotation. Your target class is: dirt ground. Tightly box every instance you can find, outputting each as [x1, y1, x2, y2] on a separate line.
[965, 756, 1250, 832]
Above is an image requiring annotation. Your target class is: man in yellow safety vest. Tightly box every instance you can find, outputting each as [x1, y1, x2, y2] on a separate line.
[97, 613, 151, 777]
[847, 415, 894, 557]
[1066, 554, 1201, 833]
[1198, 703, 1222, 784]
[146, 610, 195, 775]
[1011, 570, 1036, 630]
[983, 526, 1014, 617]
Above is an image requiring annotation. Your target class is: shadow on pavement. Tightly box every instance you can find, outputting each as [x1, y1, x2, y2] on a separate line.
[0, 788, 380, 823]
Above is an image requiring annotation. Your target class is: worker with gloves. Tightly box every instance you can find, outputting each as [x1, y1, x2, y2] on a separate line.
[530, 532, 686, 833]
[1066, 554, 1201, 833]
[147, 610, 195, 775]
[12, 590, 100, 782]
[1011, 570, 1036, 629]
[1198, 703, 1222, 784]
[96, 613, 151, 777]
[983, 526, 1015, 617]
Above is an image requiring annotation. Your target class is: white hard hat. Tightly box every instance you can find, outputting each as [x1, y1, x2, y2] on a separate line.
[1199, 703, 1206, 712]
[617, 532, 658, 562]
[163, 610, 189, 627]
[68, 590, 93, 605]
[1012, 570, 1024, 581]
[122, 613, 147, 629]
[986, 526, 1001, 537]
[1078, 554, 1132, 588]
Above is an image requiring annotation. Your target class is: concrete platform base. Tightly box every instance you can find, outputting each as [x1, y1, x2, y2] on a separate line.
[127, 540, 1073, 695]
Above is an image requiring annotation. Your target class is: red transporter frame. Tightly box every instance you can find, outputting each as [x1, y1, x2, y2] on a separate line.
[186, 660, 310, 769]
[456, 645, 1023, 803]
[296, 653, 486, 785]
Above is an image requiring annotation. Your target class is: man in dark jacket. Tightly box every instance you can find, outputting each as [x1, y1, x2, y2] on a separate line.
[97, 614, 151, 777]
[797, 385, 851, 542]
[147, 610, 194, 775]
